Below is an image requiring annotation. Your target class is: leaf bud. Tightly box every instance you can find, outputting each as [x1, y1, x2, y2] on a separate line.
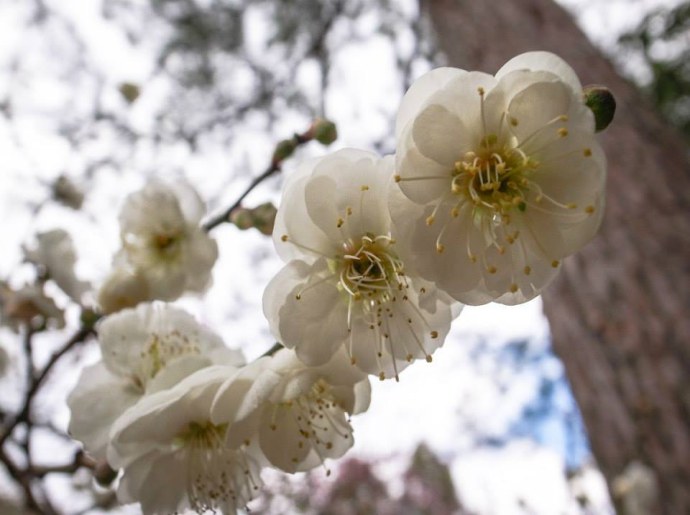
[312, 118, 338, 145]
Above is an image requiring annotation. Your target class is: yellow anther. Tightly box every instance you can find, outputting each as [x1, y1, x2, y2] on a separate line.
[558, 115, 569, 122]
[430, 330, 439, 339]
[585, 205, 595, 214]
[557, 128, 568, 138]
[281, 234, 289, 242]
[436, 243, 445, 254]
[487, 265, 497, 274]
[360, 185, 369, 191]
[510, 117, 519, 126]
[425, 355, 433, 363]
[523, 265, 532, 275]
[566, 203, 577, 209]
[551, 260, 560, 268]
[336, 217, 344, 228]
[451, 207, 460, 218]
[477, 86, 485, 95]
[394, 174, 401, 183]
[426, 215, 435, 226]
[583, 148, 592, 157]
[510, 283, 519, 293]
[378, 372, 386, 381]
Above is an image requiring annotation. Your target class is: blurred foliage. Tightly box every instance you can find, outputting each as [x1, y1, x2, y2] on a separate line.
[99, 0, 440, 149]
[619, 1, 690, 138]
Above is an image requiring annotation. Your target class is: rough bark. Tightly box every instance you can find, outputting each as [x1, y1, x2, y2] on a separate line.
[421, 0, 690, 513]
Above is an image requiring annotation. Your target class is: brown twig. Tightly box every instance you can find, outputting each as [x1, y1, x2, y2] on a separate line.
[0, 320, 98, 447]
[202, 126, 316, 232]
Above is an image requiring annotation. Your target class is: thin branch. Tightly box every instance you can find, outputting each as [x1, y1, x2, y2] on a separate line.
[0, 319, 99, 447]
[202, 125, 318, 232]
[0, 444, 42, 513]
[30, 450, 95, 479]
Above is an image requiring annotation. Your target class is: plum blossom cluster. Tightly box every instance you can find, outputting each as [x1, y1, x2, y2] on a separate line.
[65, 51, 608, 514]
[69, 303, 370, 513]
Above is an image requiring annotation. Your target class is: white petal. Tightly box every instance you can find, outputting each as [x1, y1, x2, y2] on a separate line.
[395, 135, 452, 205]
[67, 362, 140, 459]
[496, 51, 582, 93]
[396, 67, 467, 140]
[412, 104, 469, 166]
[507, 80, 573, 145]
[265, 259, 349, 366]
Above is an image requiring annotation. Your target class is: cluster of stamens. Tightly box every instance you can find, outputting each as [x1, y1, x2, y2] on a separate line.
[267, 379, 351, 474]
[174, 420, 259, 513]
[338, 234, 402, 303]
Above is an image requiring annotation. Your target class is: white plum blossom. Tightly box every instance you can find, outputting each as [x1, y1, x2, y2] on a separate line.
[108, 365, 262, 515]
[67, 302, 242, 459]
[211, 348, 371, 474]
[113, 179, 218, 302]
[264, 149, 457, 380]
[97, 266, 150, 315]
[24, 229, 90, 303]
[392, 51, 607, 304]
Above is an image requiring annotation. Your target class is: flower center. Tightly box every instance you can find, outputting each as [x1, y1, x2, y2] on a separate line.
[452, 134, 536, 221]
[177, 420, 228, 449]
[336, 234, 403, 302]
[151, 231, 184, 259]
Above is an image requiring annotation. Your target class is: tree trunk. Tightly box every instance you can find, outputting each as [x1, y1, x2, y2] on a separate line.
[421, 0, 690, 513]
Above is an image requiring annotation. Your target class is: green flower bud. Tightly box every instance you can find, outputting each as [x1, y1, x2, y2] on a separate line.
[229, 208, 254, 230]
[583, 85, 616, 132]
[312, 118, 338, 145]
[272, 139, 298, 164]
[250, 202, 277, 236]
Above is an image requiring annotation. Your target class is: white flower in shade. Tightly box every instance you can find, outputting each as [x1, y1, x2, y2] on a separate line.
[67, 303, 242, 459]
[211, 348, 371, 474]
[24, 229, 90, 303]
[108, 366, 262, 515]
[264, 149, 457, 381]
[392, 51, 607, 305]
[117, 179, 218, 301]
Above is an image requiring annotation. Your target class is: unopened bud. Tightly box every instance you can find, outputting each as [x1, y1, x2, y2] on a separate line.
[250, 202, 277, 236]
[583, 85, 616, 132]
[230, 203, 277, 236]
[312, 118, 337, 145]
[272, 139, 298, 164]
[229, 208, 254, 230]
[118, 82, 140, 104]
[52, 175, 84, 210]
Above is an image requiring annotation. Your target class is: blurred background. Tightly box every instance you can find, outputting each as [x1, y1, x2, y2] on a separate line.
[0, 0, 688, 513]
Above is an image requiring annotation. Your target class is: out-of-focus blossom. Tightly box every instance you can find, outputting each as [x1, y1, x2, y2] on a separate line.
[0, 283, 65, 331]
[24, 229, 90, 303]
[393, 51, 606, 305]
[114, 179, 218, 302]
[97, 267, 150, 315]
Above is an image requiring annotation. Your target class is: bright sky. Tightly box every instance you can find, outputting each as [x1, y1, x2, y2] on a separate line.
[0, 0, 681, 513]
